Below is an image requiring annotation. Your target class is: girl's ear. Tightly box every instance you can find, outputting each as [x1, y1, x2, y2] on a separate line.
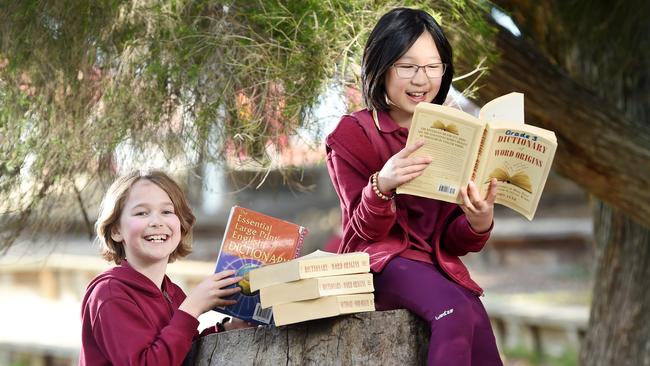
[110, 225, 123, 243]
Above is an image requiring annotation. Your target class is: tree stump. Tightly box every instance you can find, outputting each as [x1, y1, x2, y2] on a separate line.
[183, 310, 429, 366]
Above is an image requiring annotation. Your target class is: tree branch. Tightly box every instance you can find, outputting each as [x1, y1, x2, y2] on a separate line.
[476, 25, 650, 228]
[73, 182, 94, 240]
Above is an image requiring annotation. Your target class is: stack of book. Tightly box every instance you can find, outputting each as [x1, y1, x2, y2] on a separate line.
[249, 250, 375, 326]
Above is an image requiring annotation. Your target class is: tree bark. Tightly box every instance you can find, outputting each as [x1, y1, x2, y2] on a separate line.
[183, 310, 429, 366]
[579, 202, 650, 365]
[478, 4, 650, 364]
[475, 25, 650, 228]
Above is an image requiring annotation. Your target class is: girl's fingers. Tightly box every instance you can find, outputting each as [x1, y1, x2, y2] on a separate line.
[217, 287, 241, 297]
[485, 178, 498, 204]
[216, 299, 238, 306]
[394, 163, 431, 183]
[467, 181, 483, 206]
[398, 163, 430, 176]
[394, 154, 431, 174]
[393, 156, 431, 170]
[213, 270, 237, 280]
[397, 140, 426, 157]
[460, 186, 476, 212]
[400, 171, 425, 184]
[216, 276, 243, 288]
[406, 156, 432, 166]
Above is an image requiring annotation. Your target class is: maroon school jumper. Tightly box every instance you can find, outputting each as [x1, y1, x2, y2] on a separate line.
[79, 260, 217, 366]
[325, 108, 491, 294]
[326, 109, 503, 366]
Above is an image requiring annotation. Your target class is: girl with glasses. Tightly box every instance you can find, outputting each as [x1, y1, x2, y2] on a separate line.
[326, 8, 502, 365]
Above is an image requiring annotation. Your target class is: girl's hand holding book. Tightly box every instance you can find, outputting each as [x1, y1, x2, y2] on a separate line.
[459, 178, 498, 234]
[377, 141, 432, 193]
[179, 270, 242, 318]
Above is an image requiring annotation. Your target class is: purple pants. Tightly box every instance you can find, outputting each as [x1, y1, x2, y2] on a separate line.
[373, 257, 503, 366]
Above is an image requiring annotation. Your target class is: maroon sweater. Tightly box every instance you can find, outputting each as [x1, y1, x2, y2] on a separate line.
[79, 260, 215, 366]
[326, 109, 491, 295]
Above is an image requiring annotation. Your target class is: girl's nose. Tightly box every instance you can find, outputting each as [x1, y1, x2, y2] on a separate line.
[411, 68, 428, 85]
[149, 215, 163, 227]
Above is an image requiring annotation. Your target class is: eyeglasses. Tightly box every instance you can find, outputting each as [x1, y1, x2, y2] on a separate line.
[392, 63, 447, 79]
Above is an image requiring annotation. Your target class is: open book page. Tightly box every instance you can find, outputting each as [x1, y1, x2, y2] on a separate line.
[478, 92, 525, 125]
[476, 124, 557, 220]
[298, 249, 334, 259]
[396, 103, 485, 203]
[471, 92, 526, 182]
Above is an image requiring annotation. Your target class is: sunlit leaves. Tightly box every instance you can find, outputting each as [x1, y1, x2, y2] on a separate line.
[0, 0, 496, 251]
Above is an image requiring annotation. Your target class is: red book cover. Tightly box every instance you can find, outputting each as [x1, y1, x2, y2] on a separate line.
[213, 206, 307, 325]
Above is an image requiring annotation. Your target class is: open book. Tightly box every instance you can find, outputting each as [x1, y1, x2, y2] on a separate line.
[395, 93, 557, 220]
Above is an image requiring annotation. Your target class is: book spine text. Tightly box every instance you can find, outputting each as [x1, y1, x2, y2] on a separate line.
[302, 257, 370, 276]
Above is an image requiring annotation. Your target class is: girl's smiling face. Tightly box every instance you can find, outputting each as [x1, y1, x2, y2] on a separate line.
[111, 179, 181, 267]
[384, 31, 443, 128]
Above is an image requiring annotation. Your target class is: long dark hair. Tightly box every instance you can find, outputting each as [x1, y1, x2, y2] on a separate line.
[361, 8, 454, 110]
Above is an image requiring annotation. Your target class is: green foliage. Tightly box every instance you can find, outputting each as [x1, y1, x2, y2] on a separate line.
[556, 1, 649, 78]
[0, 0, 496, 251]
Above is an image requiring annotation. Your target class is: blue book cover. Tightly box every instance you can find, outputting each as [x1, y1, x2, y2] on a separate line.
[213, 206, 307, 325]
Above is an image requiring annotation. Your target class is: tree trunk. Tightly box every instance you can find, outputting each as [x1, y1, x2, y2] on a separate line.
[478, 3, 650, 364]
[183, 310, 429, 366]
[475, 25, 650, 229]
[579, 202, 650, 364]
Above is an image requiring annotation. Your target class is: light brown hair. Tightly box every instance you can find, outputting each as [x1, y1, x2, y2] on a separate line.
[96, 170, 195, 264]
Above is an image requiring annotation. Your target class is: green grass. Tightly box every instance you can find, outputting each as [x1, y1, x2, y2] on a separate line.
[503, 346, 578, 366]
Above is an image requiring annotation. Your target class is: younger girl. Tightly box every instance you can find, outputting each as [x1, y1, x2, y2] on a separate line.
[80, 170, 246, 365]
[326, 8, 503, 365]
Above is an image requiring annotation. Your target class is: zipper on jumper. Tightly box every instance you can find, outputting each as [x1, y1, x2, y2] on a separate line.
[162, 290, 171, 302]
[162, 290, 174, 316]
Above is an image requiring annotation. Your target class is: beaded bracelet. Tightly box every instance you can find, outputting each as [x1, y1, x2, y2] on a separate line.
[371, 172, 394, 200]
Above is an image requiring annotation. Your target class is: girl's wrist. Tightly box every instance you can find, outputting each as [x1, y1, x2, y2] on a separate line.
[372, 172, 394, 200]
[468, 217, 492, 234]
[178, 301, 200, 319]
